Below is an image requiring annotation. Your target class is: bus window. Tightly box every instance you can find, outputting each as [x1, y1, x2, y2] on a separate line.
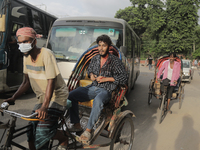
[27, 8, 33, 27]
[42, 14, 47, 37]
[31, 10, 43, 34]
[125, 25, 133, 58]
[12, 23, 23, 33]
[46, 16, 55, 34]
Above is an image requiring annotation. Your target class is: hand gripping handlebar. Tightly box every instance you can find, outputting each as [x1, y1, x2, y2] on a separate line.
[0, 102, 43, 122]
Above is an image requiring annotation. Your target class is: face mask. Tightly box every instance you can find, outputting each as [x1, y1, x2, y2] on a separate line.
[18, 39, 35, 53]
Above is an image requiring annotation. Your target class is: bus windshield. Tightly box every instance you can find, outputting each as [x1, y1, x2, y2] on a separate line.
[47, 26, 123, 61]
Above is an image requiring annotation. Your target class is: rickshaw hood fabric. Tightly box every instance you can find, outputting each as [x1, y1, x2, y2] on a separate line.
[157, 60, 181, 86]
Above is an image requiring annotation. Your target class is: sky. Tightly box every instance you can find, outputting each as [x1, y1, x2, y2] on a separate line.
[24, 0, 132, 18]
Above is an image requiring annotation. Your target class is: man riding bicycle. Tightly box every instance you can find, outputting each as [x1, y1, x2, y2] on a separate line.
[4, 27, 68, 150]
[157, 52, 181, 113]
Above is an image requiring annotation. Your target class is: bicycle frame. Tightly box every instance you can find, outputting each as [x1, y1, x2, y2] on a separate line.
[0, 115, 31, 150]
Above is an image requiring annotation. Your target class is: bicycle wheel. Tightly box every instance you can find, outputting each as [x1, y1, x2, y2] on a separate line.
[148, 80, 153, 105]
[159, 94, 167, 124]
[179, 86, 184, 109]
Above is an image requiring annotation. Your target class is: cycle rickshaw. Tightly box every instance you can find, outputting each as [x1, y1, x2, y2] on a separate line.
[148, 55, 185, 124]
[0, 45, 135, 150]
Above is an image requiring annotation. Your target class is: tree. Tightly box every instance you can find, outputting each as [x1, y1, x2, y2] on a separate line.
[193, 25, 200, 58]
[160, 0, 200, 55]
[115, 0, 200, 57]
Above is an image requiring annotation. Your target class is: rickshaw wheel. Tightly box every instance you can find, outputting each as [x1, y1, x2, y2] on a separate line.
[110, 116, 134, 150]
[159, 94, 167, 124]
[179, 86, 184, 109]
[148, 80, 153, 105]
[148, 92, 152, 105]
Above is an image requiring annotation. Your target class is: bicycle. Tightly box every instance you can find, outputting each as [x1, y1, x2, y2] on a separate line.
[148, 55, 185, 124]
[1, 97, 134, 150]
[0, 102, 72, 150]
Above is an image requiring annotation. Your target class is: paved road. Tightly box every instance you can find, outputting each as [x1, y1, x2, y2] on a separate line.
[0, 66, 200, 150]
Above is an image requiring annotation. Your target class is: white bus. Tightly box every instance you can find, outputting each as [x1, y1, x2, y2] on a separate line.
[46, 16, 141, 93]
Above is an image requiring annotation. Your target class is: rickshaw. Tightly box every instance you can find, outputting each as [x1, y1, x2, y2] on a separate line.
[148, 55, 185, 124]
[0, 45, 135, 150]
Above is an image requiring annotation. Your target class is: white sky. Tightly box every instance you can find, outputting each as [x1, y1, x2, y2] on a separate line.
[24, 0, 132, 18]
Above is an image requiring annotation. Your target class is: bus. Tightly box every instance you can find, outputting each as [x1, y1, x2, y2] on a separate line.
[46, 16, 141, 93]
[0, 0, 57, 93]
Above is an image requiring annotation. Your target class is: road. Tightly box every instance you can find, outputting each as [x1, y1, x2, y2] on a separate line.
[0, 66, 200, 150]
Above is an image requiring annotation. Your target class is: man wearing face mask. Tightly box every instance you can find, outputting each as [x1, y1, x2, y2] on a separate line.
[68, 34, 128, 144]
[4, 27, 69, 150]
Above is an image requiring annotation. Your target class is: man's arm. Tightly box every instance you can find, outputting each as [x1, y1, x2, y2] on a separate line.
[36, 79, 55, 119]
[4, 74, 30, 103]
[96, 76, 115, 83]
[157, 62, 166, 80]
[112, 59, 128, 85]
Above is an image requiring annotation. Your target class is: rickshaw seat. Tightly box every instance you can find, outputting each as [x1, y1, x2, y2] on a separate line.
[79, 79, 92, 87]
[78, 79, 127, 109]
[78, 79, 94, 107]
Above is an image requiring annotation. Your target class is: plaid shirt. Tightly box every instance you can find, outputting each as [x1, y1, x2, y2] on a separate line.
[87, 54, 128, 93]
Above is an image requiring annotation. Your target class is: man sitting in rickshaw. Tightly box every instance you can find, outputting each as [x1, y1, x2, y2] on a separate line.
[68, 35, 128, 143]
[157, 52, 181, 113]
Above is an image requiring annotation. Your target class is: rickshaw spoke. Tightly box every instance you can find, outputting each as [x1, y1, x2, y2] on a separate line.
[110, 116, 134, 150]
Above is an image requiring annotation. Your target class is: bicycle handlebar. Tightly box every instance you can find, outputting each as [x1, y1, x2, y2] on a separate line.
[3, 110, 38, 119]
[0, 102, 38, 119]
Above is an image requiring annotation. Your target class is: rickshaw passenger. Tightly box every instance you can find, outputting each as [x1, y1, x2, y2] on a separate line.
[68, 35, 128, 142]
[157, 52, 181, 112]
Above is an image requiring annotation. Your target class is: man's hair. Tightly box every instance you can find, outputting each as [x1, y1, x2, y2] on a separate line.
[96, 34, 112, 47]
[169, 52, 176, 58]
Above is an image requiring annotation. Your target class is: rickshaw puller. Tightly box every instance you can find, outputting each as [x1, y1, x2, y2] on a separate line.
[4, 27, 69, 150]
[157, 52, 181, 112]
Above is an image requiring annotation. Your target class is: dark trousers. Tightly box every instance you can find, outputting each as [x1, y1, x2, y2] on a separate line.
[161, 78, 174, 99]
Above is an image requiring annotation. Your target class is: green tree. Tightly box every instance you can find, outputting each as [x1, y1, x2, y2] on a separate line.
[158, 0, 199, 55]
[193, 25, 200, 58]
[115, 0, 200, 57]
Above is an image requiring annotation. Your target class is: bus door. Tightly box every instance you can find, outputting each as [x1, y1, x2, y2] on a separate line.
[0, 14, 6, 91]
[0, 0, 8, 91]
[5, 0, 28, 88]
[6, 23, 23, 87]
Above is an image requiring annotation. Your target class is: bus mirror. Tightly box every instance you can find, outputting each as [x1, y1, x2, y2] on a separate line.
[120, 46, 127, 56]
[0, 15, 5, 32]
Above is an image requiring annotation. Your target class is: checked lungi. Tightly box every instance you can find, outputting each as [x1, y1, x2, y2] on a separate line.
[27, 102, 65, 150]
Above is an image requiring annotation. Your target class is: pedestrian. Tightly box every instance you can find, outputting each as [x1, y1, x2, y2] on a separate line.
[148, 55, 153, 70]
[194, 59, 198, 68]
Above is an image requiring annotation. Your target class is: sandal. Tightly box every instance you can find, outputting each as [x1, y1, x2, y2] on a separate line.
[68, 125, 83, 132]
[79, 130, 92, 143]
